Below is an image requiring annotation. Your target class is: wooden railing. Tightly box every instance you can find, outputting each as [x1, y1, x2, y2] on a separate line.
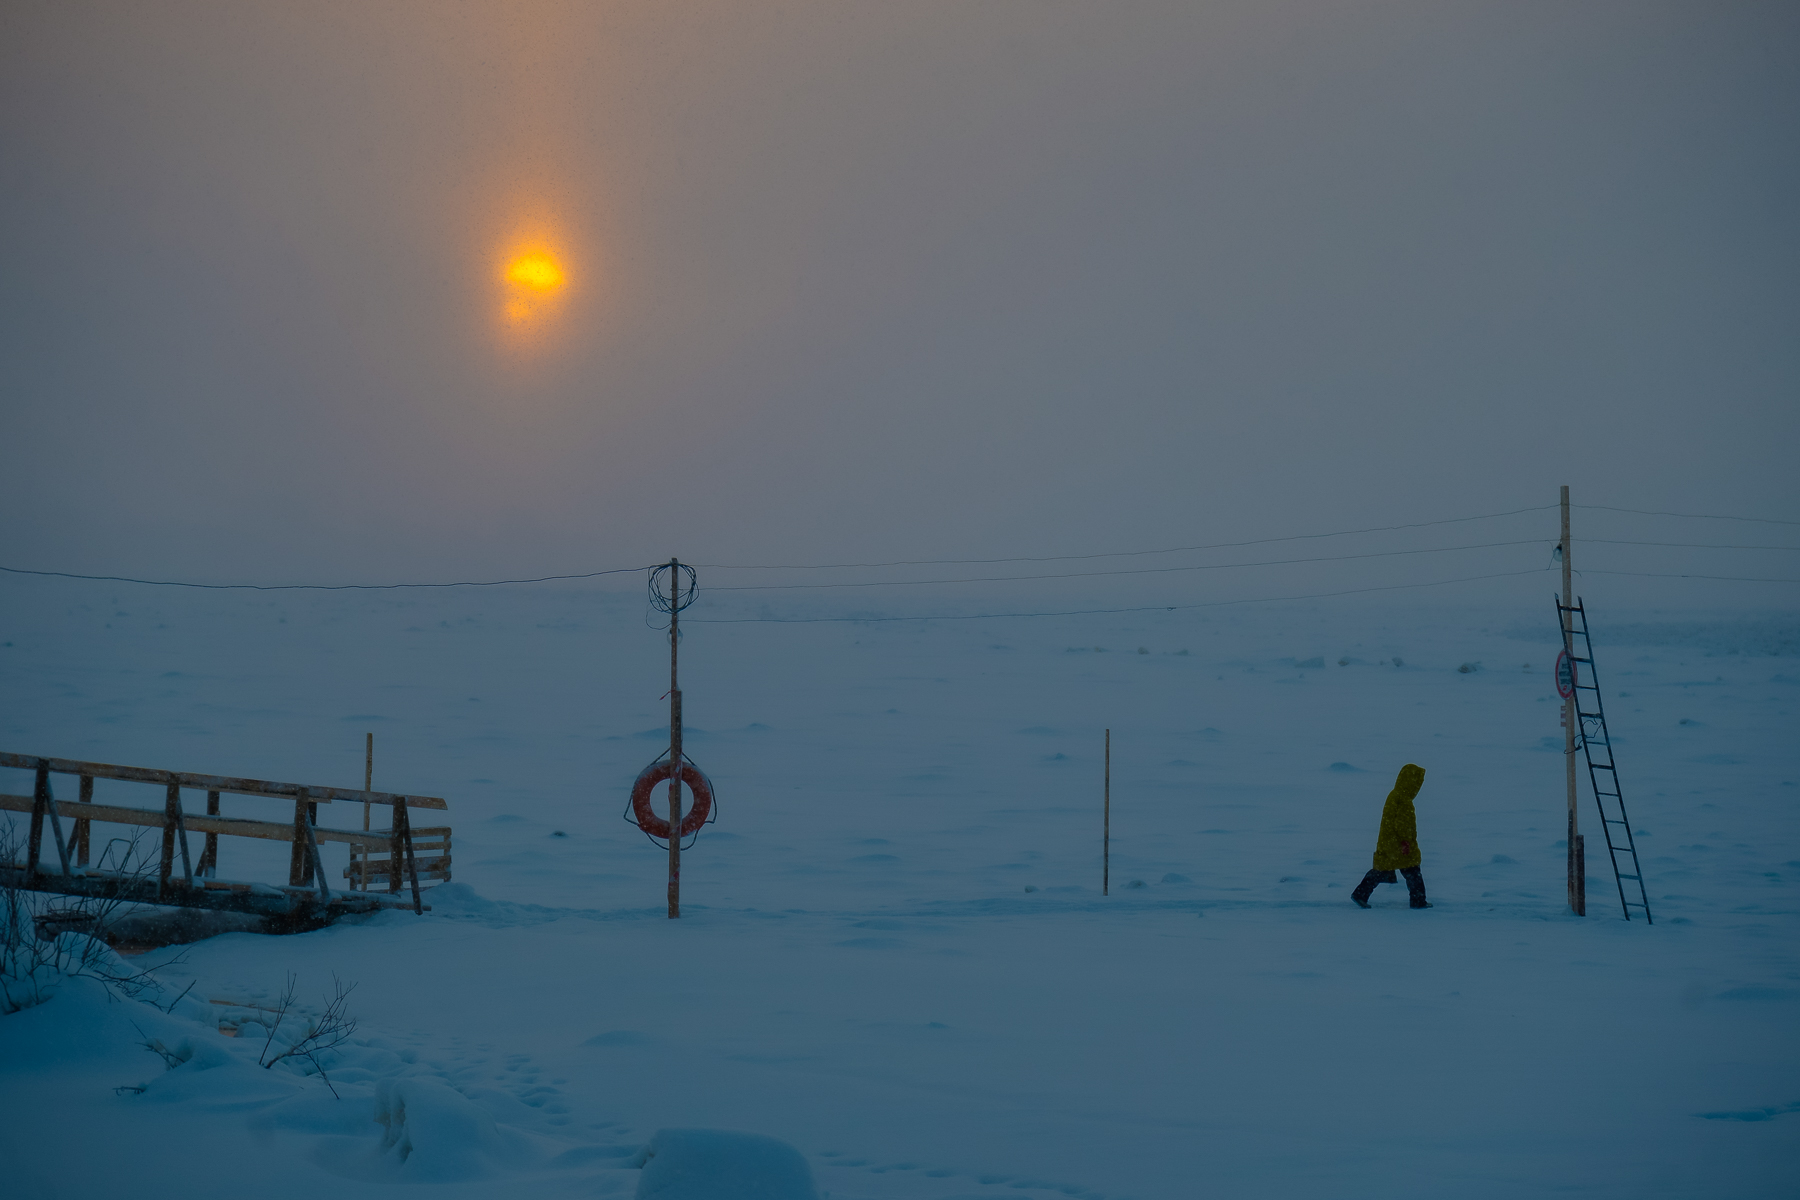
[0, 751, 451, 919]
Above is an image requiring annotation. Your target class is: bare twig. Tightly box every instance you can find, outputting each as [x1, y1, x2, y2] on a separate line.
[130, 1020, 183, 1069]
[258, 973, 358, 1099]
[3, 820, 176, 1013]
[256, 972, 298, 1067]
[155, 979, 197, 1014]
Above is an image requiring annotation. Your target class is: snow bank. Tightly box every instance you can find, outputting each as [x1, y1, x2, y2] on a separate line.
[371, 1074, 538, 1181]
[636, 1128, 819, 1200]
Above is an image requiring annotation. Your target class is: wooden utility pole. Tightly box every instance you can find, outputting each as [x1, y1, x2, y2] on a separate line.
[1561, 486, 1584, 915]
[667, 558, 684, 920]
[1103, 729, 1111, 896]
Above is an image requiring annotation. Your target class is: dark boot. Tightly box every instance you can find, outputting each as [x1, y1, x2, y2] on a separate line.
[1351, 869, 1394, 907]
[1401, 866, 1430, 908]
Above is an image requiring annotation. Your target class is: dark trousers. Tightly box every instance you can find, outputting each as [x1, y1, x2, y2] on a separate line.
[1352, 866, 1428, 907]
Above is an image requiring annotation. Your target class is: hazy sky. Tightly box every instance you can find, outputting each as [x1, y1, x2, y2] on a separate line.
[3, 1, 1796, 598]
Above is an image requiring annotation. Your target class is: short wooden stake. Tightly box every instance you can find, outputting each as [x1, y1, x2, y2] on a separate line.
[1103, 729, 1111, 897]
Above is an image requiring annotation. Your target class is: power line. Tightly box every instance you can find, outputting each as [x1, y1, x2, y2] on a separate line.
[1586, 539, 1800, 551]
[708, 539, 1544, 592]
[688, 567, 1551, 624]
[1577, 505, 1800, 526]
[1585, 570, 1800, 584]
[5, 501, 1791, 594]
[0, 564, 649, 591]
[0, 507, 1550, 592]
[694, 505, 1557, 571]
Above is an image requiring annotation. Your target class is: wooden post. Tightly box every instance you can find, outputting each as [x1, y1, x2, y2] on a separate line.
[199, 790, 220, 877]
[360, 732, 373, 890]
[1574, 832, 1586, 918]
[1103, 729, 1111, 897]
[26, 763, 48, 879]
[77, 774, 93, 867]
[668, 558, 683, 920]
[301, 810, 331, 903]
[395, 797, 423, 914]
[290, 788, 311, 886]
[160, 776, 179, 891]
[1561, 485, 1584, 916]
[28, 762, 71, 879]
[168, 779, 194, 886]
[388, 798, 403, 894]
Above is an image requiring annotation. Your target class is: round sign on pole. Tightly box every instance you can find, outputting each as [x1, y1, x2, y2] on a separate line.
[1555, 649, 1575, 699]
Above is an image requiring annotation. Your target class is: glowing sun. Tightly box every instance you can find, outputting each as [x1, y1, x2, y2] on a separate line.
[499, 246, 569, 334]
[507, 252, 565, 290]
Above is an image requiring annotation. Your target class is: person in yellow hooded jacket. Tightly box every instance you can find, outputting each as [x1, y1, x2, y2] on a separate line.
[1351, 763, 1431, 908]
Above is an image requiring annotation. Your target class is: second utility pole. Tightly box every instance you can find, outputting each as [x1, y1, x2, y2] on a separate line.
[667, 557, 684, 920]
[1561, 487, 1584, 916]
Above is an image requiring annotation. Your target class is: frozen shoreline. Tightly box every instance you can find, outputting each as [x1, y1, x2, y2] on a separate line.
[3, 581, 1795, 1197]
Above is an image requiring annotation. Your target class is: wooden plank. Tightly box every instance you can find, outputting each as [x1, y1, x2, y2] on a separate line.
[0, 751, 447, 809]
[0, 794, 447, 849]
[1, 863, 424, 917]
[344, 855, 451, 879]
[345, 863, 451, 877]
[347, 834, 450, 852]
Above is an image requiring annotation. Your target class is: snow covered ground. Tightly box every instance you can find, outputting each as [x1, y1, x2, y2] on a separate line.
[2, 576, 1796, 1198]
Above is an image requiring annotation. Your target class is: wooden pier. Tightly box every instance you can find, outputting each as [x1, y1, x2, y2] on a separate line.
[0, 751, 451, 929]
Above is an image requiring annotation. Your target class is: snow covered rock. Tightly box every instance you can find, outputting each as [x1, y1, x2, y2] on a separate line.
[636, 1128, 819, 1200]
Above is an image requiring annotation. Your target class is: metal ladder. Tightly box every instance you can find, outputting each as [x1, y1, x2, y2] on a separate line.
[1557, 599, 1652, 923]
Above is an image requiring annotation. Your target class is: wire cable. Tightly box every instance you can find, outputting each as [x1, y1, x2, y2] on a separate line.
[687, 567, 1551, 624]
[693, 505, 1557, 571]
[1576, 505, 1800, 526]
[6, 502, 1791, 593]
[1584, 539, 1800, 551]
[707, 540, 1544, 592]
[1584, 570, 1800, 584]
[0, 564, 650, 591]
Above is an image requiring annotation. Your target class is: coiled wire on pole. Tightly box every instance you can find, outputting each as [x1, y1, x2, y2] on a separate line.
[649, 562, 697, 615]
